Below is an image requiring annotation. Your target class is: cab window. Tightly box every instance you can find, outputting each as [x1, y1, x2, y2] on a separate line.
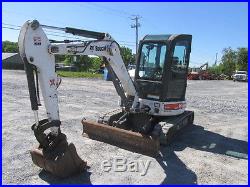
[138, 42, 167, 81]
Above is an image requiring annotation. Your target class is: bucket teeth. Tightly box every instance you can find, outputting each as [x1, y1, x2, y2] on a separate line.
[82, 120, 160, 157]
[30, 142, 87, 178]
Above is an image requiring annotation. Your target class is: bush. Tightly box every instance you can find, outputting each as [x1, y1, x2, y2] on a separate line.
[57, 71, 102, 78]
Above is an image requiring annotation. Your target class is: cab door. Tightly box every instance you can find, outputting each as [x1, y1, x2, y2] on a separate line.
[163, 35, 192, 102]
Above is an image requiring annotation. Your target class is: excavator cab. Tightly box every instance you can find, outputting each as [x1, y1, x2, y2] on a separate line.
[135, 34, 192, 103]
[91, 35, 194, 156]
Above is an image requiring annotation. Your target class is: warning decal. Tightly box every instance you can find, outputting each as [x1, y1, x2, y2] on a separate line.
[33, 36, 41, 45]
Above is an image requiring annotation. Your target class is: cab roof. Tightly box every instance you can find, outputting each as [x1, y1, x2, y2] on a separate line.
[142, 35, 171, 41]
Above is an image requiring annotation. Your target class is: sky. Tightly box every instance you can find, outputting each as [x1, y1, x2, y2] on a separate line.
[2, 2, 248, 67]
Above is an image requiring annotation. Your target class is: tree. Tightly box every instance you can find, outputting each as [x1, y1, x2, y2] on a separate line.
[206, 47, 248, 76]
[71, 56, 103, 72]
[120, 46, 135, 66]
[55, 55, 68, 63]
[236, 48, 248, 71]
[63, 55, 72, 65]
[208, 64, 223, 75]
[220, 47, 237, 76]
[2, 41, 18, 53]
[90, 57, 103, 70]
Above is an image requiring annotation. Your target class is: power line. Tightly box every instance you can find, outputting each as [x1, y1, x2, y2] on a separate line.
[85, 2, 132, 17]
[3, 4, 161, 40]
[2, 26, 19, 31]
[2, 27, 74, 40]
[3, 23, 79, 37]
[2, 23, 135, 47]
[71, 3, 135, 39]
[2, 26, 135, 47]
[2, 25, 83, 40]
[3, 23, 21, 28]
[3, 9, 99, 33]
[2, 28, 135, 48]
[3, 7, 137, 40]
[141, 17, 162, 33]
[84, 3, 161, 33]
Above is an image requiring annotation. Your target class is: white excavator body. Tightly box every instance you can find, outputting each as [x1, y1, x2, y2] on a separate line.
[18, 20, 194, 178]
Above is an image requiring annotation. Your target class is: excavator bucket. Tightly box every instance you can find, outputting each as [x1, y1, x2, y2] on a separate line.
[30, 142, 87, 178]
[82, 120, 160, 157]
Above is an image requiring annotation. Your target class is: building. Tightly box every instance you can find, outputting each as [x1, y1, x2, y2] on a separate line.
[2, 53, 24, 70]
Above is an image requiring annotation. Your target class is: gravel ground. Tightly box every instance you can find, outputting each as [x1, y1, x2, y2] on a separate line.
[2, 70, 248, 184]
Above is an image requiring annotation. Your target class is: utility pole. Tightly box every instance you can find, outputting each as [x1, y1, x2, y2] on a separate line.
[131, 15, 141, 55]
[215, 52, 218, 65]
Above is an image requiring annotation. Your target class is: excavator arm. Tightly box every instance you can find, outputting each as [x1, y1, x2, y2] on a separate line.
[18, 20, 138, 178]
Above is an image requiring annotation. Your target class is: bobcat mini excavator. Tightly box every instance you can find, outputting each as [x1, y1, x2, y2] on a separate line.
[18, 20, 194, 178]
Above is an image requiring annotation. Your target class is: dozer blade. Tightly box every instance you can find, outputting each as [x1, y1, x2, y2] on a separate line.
[30, 142, 87, 178]
[82, 120, 160, 157]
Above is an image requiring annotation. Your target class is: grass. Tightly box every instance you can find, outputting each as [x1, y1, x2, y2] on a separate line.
[57, 71, 103, 79]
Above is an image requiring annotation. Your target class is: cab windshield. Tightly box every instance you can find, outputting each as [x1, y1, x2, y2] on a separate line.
[138, 42, 167, 81]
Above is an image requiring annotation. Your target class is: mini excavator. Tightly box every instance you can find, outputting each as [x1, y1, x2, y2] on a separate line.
[18, 20, 194, 178]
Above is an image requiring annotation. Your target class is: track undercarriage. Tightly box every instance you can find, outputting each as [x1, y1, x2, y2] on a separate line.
[82, 109, 194, 156]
